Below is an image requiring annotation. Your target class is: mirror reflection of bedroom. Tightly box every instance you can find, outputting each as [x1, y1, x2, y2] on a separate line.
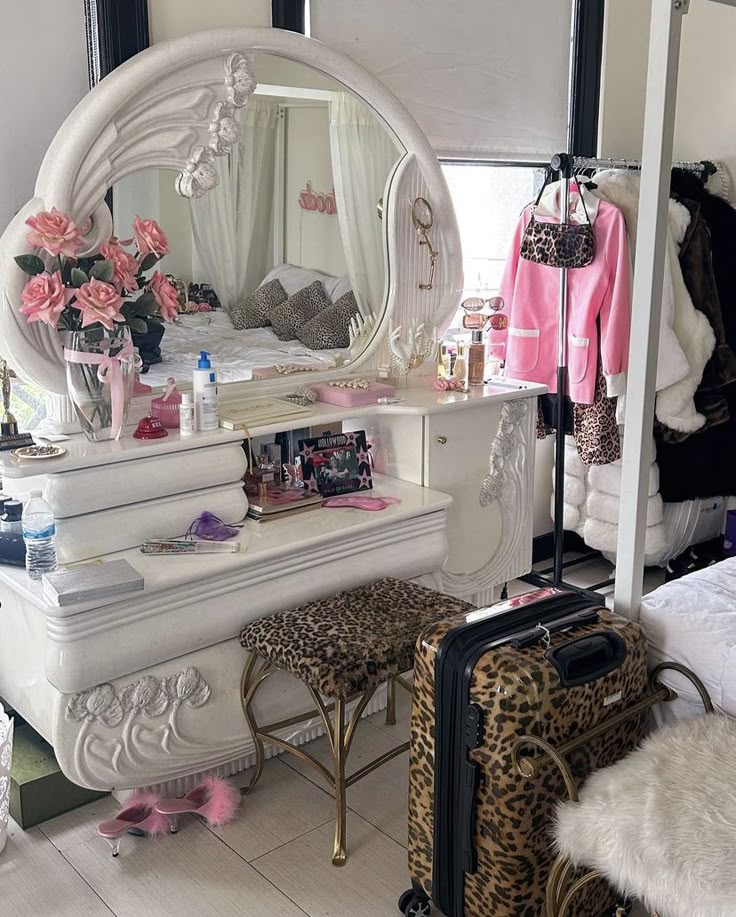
[111, 54, 404, 385]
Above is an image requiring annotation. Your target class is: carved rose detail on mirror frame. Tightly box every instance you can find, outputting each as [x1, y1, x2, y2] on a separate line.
[176, 52, 257, 199]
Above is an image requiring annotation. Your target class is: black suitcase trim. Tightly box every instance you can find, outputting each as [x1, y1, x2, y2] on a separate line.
[431, 589, 602, 917]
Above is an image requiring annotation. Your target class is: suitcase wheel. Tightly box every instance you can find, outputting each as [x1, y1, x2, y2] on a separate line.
[398, 888, 431, 917]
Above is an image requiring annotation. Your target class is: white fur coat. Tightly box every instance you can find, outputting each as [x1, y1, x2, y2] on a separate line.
[560, 436, 669, 564]
[593, 171, 715, 433]
[555, 714, 736, 917]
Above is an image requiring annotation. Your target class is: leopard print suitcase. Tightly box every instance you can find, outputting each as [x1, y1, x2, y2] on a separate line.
[405, 588, 649, 917]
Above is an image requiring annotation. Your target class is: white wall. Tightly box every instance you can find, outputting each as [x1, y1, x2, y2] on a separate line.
[148, 0, 270, 43]
[600, 0, 736, 185]
[0, 2, 89, 232]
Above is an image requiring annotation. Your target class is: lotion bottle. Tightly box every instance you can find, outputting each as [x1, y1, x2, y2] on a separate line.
[180, 392, 194, 437]
[467, 330, 486, 385]
[193, 351, 219, 432]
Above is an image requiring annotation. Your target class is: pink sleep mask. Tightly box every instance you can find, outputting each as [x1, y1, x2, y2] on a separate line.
[323, 496, 401, 511]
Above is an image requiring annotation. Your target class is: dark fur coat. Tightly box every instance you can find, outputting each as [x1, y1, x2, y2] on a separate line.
[656, 173, 736, 501]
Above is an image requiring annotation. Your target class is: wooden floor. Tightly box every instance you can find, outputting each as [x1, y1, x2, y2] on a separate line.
[2, 560, 658, 917]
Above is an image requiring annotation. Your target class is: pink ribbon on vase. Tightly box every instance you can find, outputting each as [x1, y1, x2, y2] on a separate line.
[63, 339, 139, 440]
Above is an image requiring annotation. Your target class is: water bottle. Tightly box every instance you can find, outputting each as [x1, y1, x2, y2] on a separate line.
[22, 490, 57, 581]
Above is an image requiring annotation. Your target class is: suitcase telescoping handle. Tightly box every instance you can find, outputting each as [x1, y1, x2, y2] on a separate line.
[546, 631, 627, 687]
[507, 608, 600, 649]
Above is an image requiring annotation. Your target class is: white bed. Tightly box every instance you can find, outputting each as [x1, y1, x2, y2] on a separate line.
[143, 310, 348, 387]
[641, 557, 736, 721]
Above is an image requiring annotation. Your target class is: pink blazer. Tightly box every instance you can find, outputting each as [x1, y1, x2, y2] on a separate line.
[491, 200, 631, 404]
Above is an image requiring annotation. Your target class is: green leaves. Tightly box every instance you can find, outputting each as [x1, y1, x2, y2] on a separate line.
[139, 252, 159, 273]
[89, 259, 114, 283]
[129, 317, 148, 334]
[71, 267, 89, 287]
[133, 290, 157, 315]
[14, 254, 46, 276]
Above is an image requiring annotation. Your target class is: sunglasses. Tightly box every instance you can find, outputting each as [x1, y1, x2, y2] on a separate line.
[461, 296, 504, 313]
[461, 296, 506, 330]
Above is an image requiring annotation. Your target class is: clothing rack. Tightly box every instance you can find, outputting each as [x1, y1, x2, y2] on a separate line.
[522, 151, 713, 600]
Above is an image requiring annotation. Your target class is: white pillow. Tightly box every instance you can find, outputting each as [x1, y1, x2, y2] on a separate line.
[259, 263, 351, 303]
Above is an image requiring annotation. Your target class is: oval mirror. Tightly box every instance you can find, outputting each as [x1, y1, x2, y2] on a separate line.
[109, 54, 404, 387]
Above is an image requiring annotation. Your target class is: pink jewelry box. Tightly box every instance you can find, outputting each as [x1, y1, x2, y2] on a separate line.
[310, 381, 396, 407]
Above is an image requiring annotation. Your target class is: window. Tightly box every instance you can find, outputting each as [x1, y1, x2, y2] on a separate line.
[441, 162, 545, 337]
[2, 369, 47, 432]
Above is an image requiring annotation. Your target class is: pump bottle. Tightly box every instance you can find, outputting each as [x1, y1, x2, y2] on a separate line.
[193, 351, 219, 432]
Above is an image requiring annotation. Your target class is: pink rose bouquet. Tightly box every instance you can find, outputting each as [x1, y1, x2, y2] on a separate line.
[14, 211, 178, 335]
[149, 271, 180, 321]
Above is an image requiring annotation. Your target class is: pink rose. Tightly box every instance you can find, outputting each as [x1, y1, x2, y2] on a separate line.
[26, 208, 83, 258]
[74, 279, 125, 330]
[149, 271, 180, 321]
[100, 241, 139, 293]
[133, 216, 169, 257]
[20, 271, 75, 328]
[198, 302, 212, 313]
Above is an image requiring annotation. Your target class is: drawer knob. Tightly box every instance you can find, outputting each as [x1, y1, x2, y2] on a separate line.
[435, 435, 448, 445]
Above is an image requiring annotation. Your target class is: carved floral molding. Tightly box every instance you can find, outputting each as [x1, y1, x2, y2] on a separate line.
[177, 52, 257, 198]
[65, 667, 211, 727]
[480, 399, 530, 506]
[63, 667, 212, 786]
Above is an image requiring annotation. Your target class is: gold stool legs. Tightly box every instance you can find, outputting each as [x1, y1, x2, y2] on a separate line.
[240, 654, 273, 795]
[385, 677, 397, 726]
[241, 657, 411, 866]
[332, 698, 347, 866]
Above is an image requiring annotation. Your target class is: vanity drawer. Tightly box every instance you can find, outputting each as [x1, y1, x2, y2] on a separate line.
[34, 443, 247, 518]
[54, 482, 248, 564]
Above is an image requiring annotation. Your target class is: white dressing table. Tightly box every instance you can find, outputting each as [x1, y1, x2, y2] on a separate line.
[0, 380, 541, 791]
[0, 27, 544, 792]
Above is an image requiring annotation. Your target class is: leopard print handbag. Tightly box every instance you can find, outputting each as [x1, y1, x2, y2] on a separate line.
[520, 172, 595, 269]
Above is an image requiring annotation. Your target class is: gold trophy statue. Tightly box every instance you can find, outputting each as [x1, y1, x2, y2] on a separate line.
[0, 360, 19, 436]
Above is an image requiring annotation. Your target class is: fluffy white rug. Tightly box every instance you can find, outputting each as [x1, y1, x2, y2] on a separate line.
[555, 715, 736, 917]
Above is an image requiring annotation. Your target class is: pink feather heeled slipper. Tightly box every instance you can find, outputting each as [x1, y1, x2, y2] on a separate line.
[96, 792, 170, 857]
[155, 776, 240, 833]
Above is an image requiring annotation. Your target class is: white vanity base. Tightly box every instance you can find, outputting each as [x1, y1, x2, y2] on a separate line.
[0, 475, 450, 791]
[0, 381, 542, 793]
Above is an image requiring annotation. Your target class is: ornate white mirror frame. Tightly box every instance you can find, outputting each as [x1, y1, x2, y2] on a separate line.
[0, 27, 462, 424]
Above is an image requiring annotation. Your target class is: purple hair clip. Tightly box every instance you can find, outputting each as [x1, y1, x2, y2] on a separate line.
[185, 511, 242, 541]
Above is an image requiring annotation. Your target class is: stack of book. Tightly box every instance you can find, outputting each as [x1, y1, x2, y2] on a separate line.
[245, 484, 323, 523]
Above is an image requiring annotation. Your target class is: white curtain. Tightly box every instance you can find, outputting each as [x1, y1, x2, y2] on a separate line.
[313, 0, 572, 160]
[190, 99, 278, 312]
[329, 93, 400, 315]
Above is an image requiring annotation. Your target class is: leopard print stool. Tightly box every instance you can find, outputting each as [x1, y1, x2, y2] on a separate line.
[239, 577, 474, 866]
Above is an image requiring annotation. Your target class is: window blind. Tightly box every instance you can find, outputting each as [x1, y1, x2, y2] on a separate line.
[310, 0, 573, 160]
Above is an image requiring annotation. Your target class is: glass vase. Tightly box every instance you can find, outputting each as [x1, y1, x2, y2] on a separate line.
[64, 325, 135, 442]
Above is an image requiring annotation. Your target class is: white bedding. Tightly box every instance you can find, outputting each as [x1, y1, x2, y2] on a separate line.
[143, 311, 347, 387]
[640, 557, 736, 720]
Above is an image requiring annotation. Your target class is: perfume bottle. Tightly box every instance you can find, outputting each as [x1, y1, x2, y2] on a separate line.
[454, 343, 468, 385]
[436, 342, 448, 380]
[467, 330, 486, 385]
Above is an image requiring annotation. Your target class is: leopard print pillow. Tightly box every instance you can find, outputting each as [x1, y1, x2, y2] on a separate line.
[230, 279, 287, 330]
[297, 290, 360, 350]
[270, 280, 330, 341]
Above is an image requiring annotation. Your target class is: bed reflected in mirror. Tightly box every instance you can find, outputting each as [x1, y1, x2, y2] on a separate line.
[111, 54, 404, 387]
